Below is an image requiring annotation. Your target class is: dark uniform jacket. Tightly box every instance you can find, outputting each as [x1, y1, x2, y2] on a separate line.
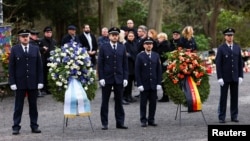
[98, 42, 128, 84]
[8, 44, 43, 89]
[216, 43, 243, 82]
[135, 51, 162, 90]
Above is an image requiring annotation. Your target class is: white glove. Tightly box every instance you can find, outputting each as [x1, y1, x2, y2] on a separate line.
[99, 79, 105, 87]
[138, 86, 144, 92]
[38, 83, 44, 89]
[10, 84, 17, 91]
[156, 85, 162, 90]
[218, 78, 224, 86]
[123, 80, 128, 87]
[239, 77, 243, 85]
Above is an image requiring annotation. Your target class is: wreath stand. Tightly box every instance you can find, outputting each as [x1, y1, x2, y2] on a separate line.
[63, 115, 94, 133]
[174, 104, 207, 126]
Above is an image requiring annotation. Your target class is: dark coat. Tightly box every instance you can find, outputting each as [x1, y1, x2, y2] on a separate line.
[169, 38, 181, 50]
[216, 43, 243, 82]
[61, 34, 80, 46]
[98, 42, 128, 84]
[135, 51, 162, 90]
[179, 37, 197, 51]
[78, 33, 98, 66]
[156, 40, 173, 72]
[125, 40, 138, 75]
[8, 44, 43, 89]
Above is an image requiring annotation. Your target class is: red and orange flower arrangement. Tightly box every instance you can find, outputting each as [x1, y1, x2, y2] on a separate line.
[162, 47, 210, 106]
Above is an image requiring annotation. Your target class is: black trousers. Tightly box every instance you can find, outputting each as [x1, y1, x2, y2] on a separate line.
[12, 89, 39, 130]
[123, 75, 135, 99]
[218, 81, 238, 120]
[100, 83, 125, 126]
[140, 89, 157, 123]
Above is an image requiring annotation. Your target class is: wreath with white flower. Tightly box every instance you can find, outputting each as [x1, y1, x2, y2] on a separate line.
[47, 41, 97, 102]
[162, 47, 210, 106]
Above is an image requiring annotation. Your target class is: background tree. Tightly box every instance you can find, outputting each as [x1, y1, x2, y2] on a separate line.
[100, 0, 119, 29]
[146, 0, 163, 32]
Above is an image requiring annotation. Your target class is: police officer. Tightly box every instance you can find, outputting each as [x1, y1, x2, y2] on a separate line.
[98, 27, 128, 130]
[29, 29, 44, 97]
[135, 37, 162, 127]
[215, 28, 243, 123]
[9, 29, 44, 135]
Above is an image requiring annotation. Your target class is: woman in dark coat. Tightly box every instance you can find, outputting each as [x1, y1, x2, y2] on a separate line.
[156, 32, 174, 102]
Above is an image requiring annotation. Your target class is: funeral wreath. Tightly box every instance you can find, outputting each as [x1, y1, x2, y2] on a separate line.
[47, 41, 97, 102]
[162, 47, 210, 106]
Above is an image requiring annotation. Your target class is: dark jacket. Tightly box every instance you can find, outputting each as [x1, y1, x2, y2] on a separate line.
[216, 43, 243, 82]
[61, 34, 80, 46]
[179, 37, 197, 51]
[8, 44, 43, 89]
[98, 42, 128, 84]
[78, 33, 98, 66]
[135, 51, 162, 90]
[125, 40, 138, 75]
[156, 40, 173, 72]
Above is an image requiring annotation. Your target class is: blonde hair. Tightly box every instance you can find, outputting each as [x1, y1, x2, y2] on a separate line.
[182, 26, 194, 40]
[148, 29, 158, 40]
[157, 32, 168, 40]
[119, 29, 126, 44]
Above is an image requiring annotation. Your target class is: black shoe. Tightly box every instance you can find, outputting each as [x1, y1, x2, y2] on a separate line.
[127, 97, 137, 102]
[102, 125, 108, 130]
[141, 123, 147, 127]
[122, 99, 129, 105]
[231, 119, 239, 122]
[219, 120, 226, 123]
[12, 130, 19, 135]
[148, 122, 157, 126]
[31, 128, 41, 133]
[116, 124, 128, 129]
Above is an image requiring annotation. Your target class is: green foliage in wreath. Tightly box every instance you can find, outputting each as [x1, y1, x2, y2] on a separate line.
[162, 48, 210, 106]
[163, 73, 210, 106]
[48, 75, 98, 103]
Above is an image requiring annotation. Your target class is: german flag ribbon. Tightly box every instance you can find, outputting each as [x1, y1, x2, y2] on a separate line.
[182, 76, 202, 112]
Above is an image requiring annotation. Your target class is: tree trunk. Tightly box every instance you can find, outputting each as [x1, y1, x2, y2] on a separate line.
[102, 0, 119, 28]
[147, 0, 163, 32]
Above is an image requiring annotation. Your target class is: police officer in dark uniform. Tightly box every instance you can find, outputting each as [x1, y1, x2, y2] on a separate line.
[29, 29, 44, 97]
[98, 27, 129, 130]
[135, 37, 162, 127]
[9, 29, 44, 135]
[215, 28, 243, 123]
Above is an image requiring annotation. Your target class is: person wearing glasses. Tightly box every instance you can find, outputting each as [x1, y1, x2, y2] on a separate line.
[9, 29, 44, 135]
[215, 27, 243, 123]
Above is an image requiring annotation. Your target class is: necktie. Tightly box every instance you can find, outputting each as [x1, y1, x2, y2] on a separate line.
[113, 44, 116, 51]
[229, 45, 232, 50]
[25, 47, 28, 54]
